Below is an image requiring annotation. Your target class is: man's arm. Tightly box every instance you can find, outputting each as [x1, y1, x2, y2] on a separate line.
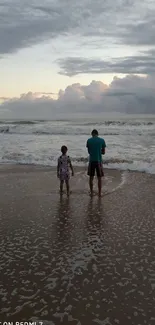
[101, 139, 106, 155]
[86, 140, 90, 154]
[102, 147, 105, 155]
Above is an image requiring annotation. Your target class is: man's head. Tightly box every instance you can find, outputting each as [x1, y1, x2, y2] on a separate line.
[61, 145, 68, 155]
[91, 129, 98, 137]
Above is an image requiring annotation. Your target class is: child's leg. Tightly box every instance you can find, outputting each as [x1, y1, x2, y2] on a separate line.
[65, 180, 70, 196]
[60, 180, 64, 194]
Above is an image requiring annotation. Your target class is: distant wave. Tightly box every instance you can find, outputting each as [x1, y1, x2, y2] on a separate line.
[83, 120, 154, 126]
[0, 120, 37, 125]
[0, 119, 154, 127]
[105, 121, 154, 126]
[0, 126, 120, 136]
[33, 130, 121, 136]
[1, 127, 154, 137]
[12, 120, 37, 125]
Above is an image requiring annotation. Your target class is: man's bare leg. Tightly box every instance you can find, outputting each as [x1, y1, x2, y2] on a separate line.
[89, 176, 94, 196]
[98, 177, 102, 197]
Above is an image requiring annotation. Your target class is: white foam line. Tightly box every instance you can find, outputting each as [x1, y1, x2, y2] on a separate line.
[101, 171, 129, 197]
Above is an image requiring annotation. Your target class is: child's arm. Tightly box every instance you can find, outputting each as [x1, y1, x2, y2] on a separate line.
[57, 158, 60, 178]
[68, 157, 74, 176]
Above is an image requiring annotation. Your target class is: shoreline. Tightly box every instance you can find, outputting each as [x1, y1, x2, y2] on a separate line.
[0, 163, 125, 197]
[0, 162, 153, 175]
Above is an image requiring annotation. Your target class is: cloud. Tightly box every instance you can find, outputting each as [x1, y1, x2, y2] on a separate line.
[0, 1, 75, 54]
[0, 0, 155, 56]
[0, 75, 155, 119]
[58, 51, 155, 76]
[19, 92, 56, 100]
[121, 16, 155, 46]
[0, 97, 10, 101]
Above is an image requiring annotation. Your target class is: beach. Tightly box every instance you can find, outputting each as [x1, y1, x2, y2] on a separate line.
[0, 165, 155, 324]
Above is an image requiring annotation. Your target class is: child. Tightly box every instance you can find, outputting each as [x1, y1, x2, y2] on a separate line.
[57, 145, 74, 196]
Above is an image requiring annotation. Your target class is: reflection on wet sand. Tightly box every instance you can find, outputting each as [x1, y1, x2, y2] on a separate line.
[86, 198, 103, 231]
[0, 167, 155, 324]
[55, 196, 71, 243]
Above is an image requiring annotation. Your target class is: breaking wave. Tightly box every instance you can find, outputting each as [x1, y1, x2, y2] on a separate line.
[1, 154, 155, 174]
[0, 120, 37, 125]
[12, 120, 37, 125]
[0, 117, 155, 174]
[83, 120, 154, 126]
[72, 157, 137, 165]
[0, 127, 120, 136]
[0, 119, 154, 127]
[0, 127, 154, 137]
[0, 126, 9, 133]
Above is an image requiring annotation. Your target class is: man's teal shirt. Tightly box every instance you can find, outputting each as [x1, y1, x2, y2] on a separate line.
[86, 136, 106, 162]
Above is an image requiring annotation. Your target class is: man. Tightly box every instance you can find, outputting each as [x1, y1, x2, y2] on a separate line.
[86, 129, 106, 197]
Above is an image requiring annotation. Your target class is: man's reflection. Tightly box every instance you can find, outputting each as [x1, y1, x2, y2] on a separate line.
[86, 198, 104, 236]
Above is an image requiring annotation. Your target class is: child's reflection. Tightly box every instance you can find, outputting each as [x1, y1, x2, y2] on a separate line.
[55, 196, 71, 245]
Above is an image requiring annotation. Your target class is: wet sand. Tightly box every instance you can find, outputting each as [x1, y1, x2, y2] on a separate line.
[0, 165, 155, 324]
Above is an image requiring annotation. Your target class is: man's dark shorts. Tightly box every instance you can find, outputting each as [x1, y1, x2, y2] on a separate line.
[87, 161, 104, 177]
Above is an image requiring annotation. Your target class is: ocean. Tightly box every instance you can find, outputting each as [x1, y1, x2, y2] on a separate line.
[0, 114, 155, 174]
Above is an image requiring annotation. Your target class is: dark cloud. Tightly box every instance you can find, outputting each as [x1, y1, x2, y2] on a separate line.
[0, 0, 155, 55]
[0, 76, 155, 119]
[0, 1, 73, 54]
[58, 52, 155, 76]
[121, 17, 155, 46]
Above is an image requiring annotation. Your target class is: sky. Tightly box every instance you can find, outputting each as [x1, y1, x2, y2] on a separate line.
[0, 0, 155, 118]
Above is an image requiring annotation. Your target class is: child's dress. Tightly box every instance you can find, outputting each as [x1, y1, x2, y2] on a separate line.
[58, 155, 71, 181]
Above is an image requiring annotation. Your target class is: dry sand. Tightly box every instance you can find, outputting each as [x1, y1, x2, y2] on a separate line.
[0, 165, 155, 325]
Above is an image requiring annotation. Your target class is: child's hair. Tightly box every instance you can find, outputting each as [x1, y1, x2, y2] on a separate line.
[61, 145, 68, 154]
